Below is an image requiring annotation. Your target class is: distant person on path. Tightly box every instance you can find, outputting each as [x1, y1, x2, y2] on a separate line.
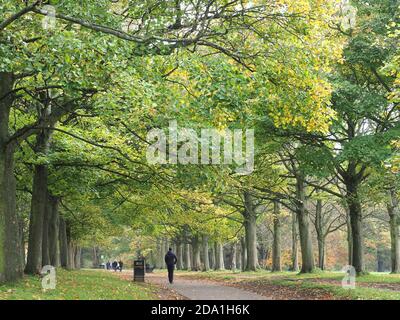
[118, 260, 124, 272]
[112, 260, 118, 271]
[164, 247, 177, 284]
[106, 261, 111, 270]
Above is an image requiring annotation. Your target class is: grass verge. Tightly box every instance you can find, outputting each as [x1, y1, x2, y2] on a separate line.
[0, 269, 156, 300]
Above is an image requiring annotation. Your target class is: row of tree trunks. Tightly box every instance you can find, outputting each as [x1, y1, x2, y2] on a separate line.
[0, 72, 23, 283]
[160, 238, 261, 272]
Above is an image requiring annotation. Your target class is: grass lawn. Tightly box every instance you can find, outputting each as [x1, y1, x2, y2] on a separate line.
[0, 269, 156, 300]
[172, 269, 400, 300]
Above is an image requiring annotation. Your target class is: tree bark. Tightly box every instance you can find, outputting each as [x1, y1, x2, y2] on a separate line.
[241, 237, 247, 271]
[155, 238, 163, 269]
[19, 217, 25, 270]
[291, 212, 299, 271]
[295, 174, 314, 273]
[74, 245, 81, 269]
[215, 242, 225, 270]
[388, 189, 400, 273]
[91, 245, 99, 269]
[345, 176, 364, 274]
[244, 191, 258, 271]
[202, 235, 210, 271]
[68, 242, 75, 270]
[0, 72, 23, 283]
[209, 245, 215, 269]
[25, 124, 52, 274]
[317, 238, 325, 270]
[236, 242, 242, 271]
[272, 201, 281, 272]
[184, 243, 191, 270]
[163, 238, 169, 268]
[175, 242, 182, 270]
[66, 222, 74, 270]
[231, 243, 237, 271]
[191, 236, 201, 271]
[59, 217, 69, 268]
[315, 198, 326, 270]
[345, 207, 353, 266]
[48, 196, 59, 267]
[41, 195, 51, 266]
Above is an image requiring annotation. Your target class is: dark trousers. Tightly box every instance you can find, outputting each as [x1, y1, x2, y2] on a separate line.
[167, 265, 174, 283]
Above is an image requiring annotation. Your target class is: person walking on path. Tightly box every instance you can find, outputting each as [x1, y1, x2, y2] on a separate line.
[112, 260, 118, 271]
[118, 260, 124, 272]
[164, 247, 177, 284]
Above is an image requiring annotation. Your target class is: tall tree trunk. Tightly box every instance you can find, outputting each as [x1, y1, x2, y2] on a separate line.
[291, 212, 299, 271]
[315, 198, 325, 270]
[345, 207, 353, 266]
[377, 244, 385, 272]
[184, 243, 191, 270]
[74, 246, 81, 270]
[191, 236, 201, 271]
[19, 218, 25, 270]
[0, 72, 23, 283]
[202, 235, 210, 271]
[41, 195, 51, 266]
[272, 201, 281, 272]
[66, 223, 74, 270]
[241, 237, 247, 271]
[25, 124, 52, 274]
[176, 242, 184, 270]
[209, 245, 215, 269]
[295, 174, 314, 273]
[244, 191, 258, 271]
[59, 217, 69, 268]
[236, 242, 242, 271]
[48, 196, 59, 267]
[231, 243, 237, 271]
[163, 238, 169, 268]
[155, 238, 163, 269]
[171, 243, 176, 255]
[345, 177, 364, 274]
[91, 245, 99, 269]
[388, 189, 400, 273]
[68, 242, 75, 270]
[317, 238, 325, 270]
[214, 242, 225, 270]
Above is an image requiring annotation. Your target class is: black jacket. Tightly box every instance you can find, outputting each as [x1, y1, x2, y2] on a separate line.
[164, 251, 177, 266]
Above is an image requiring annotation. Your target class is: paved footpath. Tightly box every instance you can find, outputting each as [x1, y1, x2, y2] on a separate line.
[144, 273, 268, 300]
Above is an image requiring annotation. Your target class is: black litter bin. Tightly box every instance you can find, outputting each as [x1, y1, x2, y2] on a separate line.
[133, 259, 145, 282]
